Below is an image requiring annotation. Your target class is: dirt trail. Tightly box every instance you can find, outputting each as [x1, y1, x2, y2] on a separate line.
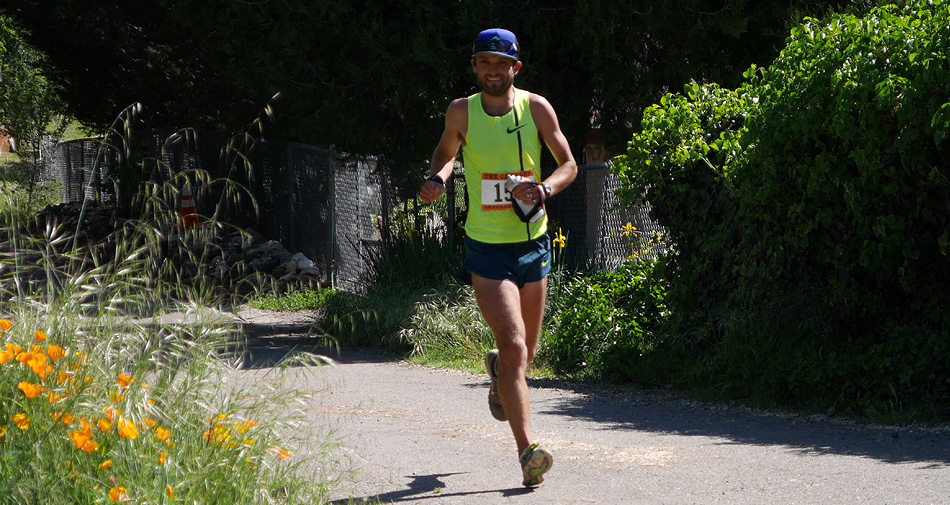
[233, 307, 950, 505]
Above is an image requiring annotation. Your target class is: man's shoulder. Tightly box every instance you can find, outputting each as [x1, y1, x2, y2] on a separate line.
[447, 96, 472, 115]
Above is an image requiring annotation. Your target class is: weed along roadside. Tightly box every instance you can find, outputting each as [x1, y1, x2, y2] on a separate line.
[0, 107, 352, 503]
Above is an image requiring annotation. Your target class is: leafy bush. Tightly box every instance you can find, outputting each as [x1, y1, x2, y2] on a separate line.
[614, 2, 950, 421]
[539, 259, 668, 383]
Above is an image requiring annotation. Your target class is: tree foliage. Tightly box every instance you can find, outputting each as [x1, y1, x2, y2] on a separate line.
[614, 1, 950, 420]
[0, 15, 68, 195]
[1, 0, 862, 186]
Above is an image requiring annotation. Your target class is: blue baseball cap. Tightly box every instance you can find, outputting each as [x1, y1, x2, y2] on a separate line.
[473, 28, 520, 61]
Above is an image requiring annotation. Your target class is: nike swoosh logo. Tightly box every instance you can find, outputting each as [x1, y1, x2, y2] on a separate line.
[507, 125, 525, 134]
[541, 260, 549, 267]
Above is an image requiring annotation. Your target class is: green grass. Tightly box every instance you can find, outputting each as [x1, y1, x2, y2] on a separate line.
[249, 288, 338, 312]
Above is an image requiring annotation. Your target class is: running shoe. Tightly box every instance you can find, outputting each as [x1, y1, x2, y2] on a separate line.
[485, 349, 507, 421]
[519, 443, 553, 487]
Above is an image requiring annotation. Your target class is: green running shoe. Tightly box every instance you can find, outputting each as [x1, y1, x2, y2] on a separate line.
[485, 349, 507, 421]
[520, 443, 553, 487]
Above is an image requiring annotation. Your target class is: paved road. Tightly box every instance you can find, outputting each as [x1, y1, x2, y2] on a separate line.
[235, 308, 950, 505]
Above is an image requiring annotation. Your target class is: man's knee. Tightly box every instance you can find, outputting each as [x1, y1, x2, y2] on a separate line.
[497, 339, 528, 369]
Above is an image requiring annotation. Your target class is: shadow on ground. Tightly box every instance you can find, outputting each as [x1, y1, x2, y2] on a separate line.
[237, 319, 401, 369]
[520, 378, 950, 469]
[327, 473, 533, 504]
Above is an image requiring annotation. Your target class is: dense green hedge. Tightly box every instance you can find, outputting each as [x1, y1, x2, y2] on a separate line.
[614, 2, 950, 422]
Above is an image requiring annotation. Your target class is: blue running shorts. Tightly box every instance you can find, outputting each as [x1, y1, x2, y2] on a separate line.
[462, 235, 551, 288]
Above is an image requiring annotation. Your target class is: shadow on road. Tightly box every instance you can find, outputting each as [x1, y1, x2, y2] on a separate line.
[327, 473, 533, 504]
[525, 379, 950, 469]
[235, 318, 402, 369]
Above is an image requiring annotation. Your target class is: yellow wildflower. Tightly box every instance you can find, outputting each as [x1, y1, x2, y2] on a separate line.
[99, 459, 113, 471]
[0, 319, 12, 331]
[12, 413, 29, 430]
[117, 418, 138, 440]
[34, 331, 47, 342]
[155, 426, 171, 442]
[109, 391, 125, 403]
[98, 419, 112, 432]
[165, 486, 174, 499]
[61, 413, 76, 425]
[552, 228, 567, 249]
[157, 450, 167, 466]
[18, 381, 45, 400]
[620, 222, 637, 237]
[0, 427, 6, 441]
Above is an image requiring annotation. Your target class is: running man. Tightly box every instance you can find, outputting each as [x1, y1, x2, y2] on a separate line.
[419, 28, 577, 487]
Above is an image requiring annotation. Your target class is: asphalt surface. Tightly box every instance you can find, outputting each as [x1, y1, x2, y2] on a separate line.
[233, 307, 950, 505]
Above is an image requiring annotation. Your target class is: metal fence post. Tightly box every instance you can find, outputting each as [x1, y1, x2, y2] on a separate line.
[286, 144, 296, 253]
[327, 149, 337, 289]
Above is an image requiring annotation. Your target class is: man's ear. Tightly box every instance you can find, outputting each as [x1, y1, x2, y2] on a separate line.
[513, 60, 523, 75]
[471, 59, 477, 74]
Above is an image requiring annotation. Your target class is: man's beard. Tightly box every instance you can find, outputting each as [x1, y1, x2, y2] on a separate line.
[477, 74, 513, 97]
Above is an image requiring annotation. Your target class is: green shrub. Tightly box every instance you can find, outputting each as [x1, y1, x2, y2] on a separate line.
[540, 259, 668, 383]
[614, 2, 950, 422]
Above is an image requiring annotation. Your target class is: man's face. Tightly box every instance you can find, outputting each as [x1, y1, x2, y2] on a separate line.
[472, 54, 521, 97]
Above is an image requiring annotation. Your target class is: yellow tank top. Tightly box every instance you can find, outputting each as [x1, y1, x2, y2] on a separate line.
[462, 88, 548, 243]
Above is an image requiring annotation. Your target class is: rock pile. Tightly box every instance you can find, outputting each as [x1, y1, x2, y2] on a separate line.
[31, 202, 325, 297]
[207, 229, 325, 295]
[33, 201, 117, 244]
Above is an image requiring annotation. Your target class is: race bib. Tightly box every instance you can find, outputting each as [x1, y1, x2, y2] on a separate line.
[481, 170, 533, 212]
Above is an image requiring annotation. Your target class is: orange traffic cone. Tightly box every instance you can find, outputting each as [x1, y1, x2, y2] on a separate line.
[179, 184, 199, 230]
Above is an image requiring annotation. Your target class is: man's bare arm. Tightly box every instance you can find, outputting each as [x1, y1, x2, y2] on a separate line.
[421, 98, 468, 203]
[531, 94, 577, 198]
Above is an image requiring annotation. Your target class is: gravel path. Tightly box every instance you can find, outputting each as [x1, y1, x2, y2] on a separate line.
[234, 308, 950, 505]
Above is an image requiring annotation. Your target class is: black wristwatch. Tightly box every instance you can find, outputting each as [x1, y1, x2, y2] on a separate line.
[427, 174, 445, 186]
[541, 183, 552, 199]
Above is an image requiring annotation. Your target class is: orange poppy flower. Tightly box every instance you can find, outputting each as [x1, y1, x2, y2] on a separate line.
[47, 345, 66, 362]
[34, 331, 47, 342]
[48, 391, 64, 404]
[108, 486, 126, 502]
[117, 373, 133, 389]
[98, 419, 112, 432]
[103, 406, 119, 421]
[155, 426, 171, 442]
[99, 459, 113, 471]
[0, 319, 12, 331]
[18, 382, 45, 400]
[117, 418, 138, 440]
[12, 414, 28, 430]
[69, 428, 93, 450]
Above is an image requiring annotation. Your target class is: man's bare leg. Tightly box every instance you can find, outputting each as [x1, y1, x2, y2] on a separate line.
[472, 274, 537, 455]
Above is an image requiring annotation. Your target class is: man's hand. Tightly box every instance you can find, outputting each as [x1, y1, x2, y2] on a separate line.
[420, 179, 445, 203]
[511, 182, 543, 205]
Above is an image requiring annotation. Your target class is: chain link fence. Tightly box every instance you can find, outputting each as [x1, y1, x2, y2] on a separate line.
[44, 130, 663, 292]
